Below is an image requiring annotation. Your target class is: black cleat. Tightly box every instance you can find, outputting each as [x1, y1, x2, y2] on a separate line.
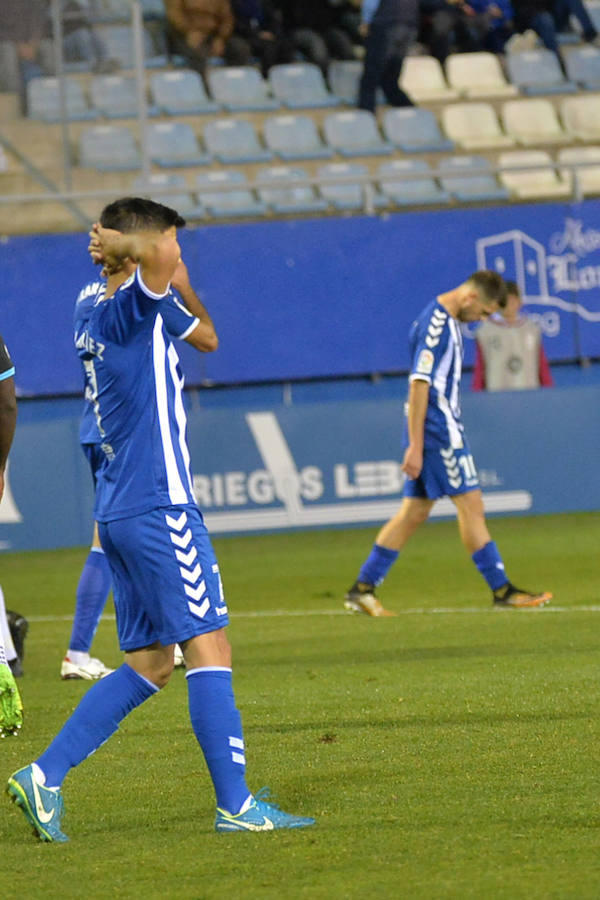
[493, 583, 552, 608]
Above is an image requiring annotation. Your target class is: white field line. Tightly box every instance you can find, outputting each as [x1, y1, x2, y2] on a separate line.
[25, 605, 600, 622]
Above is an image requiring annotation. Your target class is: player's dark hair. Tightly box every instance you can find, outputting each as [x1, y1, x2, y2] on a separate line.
[100, 197, 186, 232]
[504, 280, 520, 297]
[466, 270, 508, 309]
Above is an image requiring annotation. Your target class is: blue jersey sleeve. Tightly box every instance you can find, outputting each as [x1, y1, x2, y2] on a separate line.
[161, 291, 199, 340]
[94, 268, 168, 346]
[409, 304, 450, 385]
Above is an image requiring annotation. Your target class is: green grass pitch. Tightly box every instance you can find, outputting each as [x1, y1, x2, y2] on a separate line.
[1, 511, 599, 899]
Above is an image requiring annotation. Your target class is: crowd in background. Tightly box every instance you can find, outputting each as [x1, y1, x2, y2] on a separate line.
[0, 0, 599, 116]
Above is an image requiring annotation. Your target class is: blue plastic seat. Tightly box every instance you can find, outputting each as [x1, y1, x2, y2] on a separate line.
[506, 49, 577, 94]
[377, 159, 450, 206]
[79, 124, 141, 170]
[195, 170, 266, 218]
[145, 122, 211, 167]
[438, 155, 510, 202]
[323, 110, 393, 157]
[269, 63, 339, 108]
[90, 74, 159, 118]
[150, 69, 220, 115]
[27, 77, 97, 121]
[564, 45, 600, 90]
[94, 24, 167, 68]
[203, 118, 272, 164]
[327, 59, 362, 104]
[263, 114, 333, 160]
[207, 66, 279, 111]
[256, 166, 328, 214]
[133, 173, 204, 219]
[382, 107, 454, 153]
[317, 162, 387, 211]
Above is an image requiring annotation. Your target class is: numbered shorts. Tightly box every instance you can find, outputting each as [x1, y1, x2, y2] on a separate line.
[98, 504, 229, 652]
[403, 443, 480, 500]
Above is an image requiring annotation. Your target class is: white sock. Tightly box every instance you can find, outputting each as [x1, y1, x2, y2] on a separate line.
[67, 650, 91, 665]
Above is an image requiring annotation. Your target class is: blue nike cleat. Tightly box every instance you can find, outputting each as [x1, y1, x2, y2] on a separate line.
[215, 788, 315, 832]
[6, 764, 68, 842]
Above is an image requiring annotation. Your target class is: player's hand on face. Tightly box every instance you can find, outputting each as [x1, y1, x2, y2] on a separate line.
[89, 223, 123, 274]
[401, 445, 423, 480]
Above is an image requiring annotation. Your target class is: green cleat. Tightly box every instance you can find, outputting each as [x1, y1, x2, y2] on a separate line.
[215, 788, 315, 833]
[0, 664, 23, 737]
[6, 764, 68, 842]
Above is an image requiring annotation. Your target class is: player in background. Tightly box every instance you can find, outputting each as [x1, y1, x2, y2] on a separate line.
[7, 197, 315, 841]
[471, 280, 554, 392]
[344, 271, 553, 616]
[61, 257, 219, 680]
[0, 332, 23, 737]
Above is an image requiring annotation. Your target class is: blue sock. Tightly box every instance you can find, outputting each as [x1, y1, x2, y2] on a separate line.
[186, 667, 250, 815]
[36, 664, 157, 787]
[358, 544, 399, 587]
[472, 541, 508, 591]
[69, 548, 112, 653]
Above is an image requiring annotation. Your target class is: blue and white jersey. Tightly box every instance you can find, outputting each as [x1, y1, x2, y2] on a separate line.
[75, 276, 199, 447]
[0, 332, 15, 381]
[75, 268, 197, 522]
[407, 300, 465, 449]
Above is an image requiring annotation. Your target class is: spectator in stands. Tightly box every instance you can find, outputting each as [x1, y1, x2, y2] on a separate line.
[0, 0, 46, 114]
[275, 0, 358, 76]
[357, 0, 417, 113]
[60, 1, 120, 73]
[553, 0, 599, 45]
[468, 0, 515, 53]
[472, 281, 554, 391]
[508, 0, 563, 61]
[230, 0, 295, 76]
[419, 0, 488, 64]
[164, 0, 248, 73]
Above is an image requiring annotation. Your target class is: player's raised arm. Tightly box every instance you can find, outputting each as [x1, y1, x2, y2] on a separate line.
[89, 224, 181, 297]
[170, 259, 218, 353]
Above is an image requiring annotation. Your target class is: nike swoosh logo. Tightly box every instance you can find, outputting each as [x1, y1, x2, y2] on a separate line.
[31, 777, 54, 824]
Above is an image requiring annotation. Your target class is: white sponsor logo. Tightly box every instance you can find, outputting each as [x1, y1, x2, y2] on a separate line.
[416, 349, 434, 375]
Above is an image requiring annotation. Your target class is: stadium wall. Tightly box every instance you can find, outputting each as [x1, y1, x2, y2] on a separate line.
[1, 199, 600, 398]
[1, 382, 599, 552]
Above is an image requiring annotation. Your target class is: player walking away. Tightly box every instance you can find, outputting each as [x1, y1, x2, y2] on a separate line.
[7, 197, 314, 841]
[344, 271, 552, 617]
[61, 259, 219, 680]
[0, 332, 24, 736]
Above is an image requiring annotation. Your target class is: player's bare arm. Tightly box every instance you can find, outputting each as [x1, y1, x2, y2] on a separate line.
[171, 259, 219, 353]
[89, 224, 181, 295]
[401, 378, 429, 480]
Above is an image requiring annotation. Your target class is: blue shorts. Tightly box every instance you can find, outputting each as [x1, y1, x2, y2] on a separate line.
[98, 505, 229, 651]
[404, 441, 480, 500]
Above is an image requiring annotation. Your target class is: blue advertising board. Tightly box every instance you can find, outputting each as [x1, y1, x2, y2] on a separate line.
[1, 385, 598, 551]
[1, 200, 599, 397]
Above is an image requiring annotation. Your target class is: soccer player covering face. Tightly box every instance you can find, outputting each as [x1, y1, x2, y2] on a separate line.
[344, 271, 553, 617]
[7, 197, 315, 841]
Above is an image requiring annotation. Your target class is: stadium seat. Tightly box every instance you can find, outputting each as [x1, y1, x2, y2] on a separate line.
[79, 124, 141, 170]
[323, 110, 393, 157]
[133, 173, 205, 219]
[564, 45, 600, 90]
[501, 97, 573, 145]
[505, 49, 577, 94]
[558, 145, 600, 196]
[207, 66, 279, 111]
[317, 162, 387, 211]
[441, 102, 515, 150]
[95, 24, 168, 68]
[90, 74, 159, 118]
[327, 60, 386, 106]
[263, 114, 333, 160]
[195, 170, 266, 218]
[377, 159, 450, 206]
[399, 55, 459, 102]
[268, 63, 339, 108]
[256, 165, 329, 213]
[445, 52, 518, 98]
[27, 77, 97, 122]
[498, 149, 571, 198]
[150, 69, 220, 115]
[560, 93, 600, 140]
[382, 108, 454, 153]
[438, 155, 510, 202]
[203, 118, 273, 163]
[145, 122, 211, 167]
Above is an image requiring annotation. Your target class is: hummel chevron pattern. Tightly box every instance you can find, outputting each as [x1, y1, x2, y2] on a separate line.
[425, 310, 447, 348]
[165, 512, 210, 618]
[440, 447, 462, 489]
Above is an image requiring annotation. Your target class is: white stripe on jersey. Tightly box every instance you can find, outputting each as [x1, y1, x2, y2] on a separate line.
[167, 341, 195, 496]
[153, 318, 189, 504]
[432, 316, 463, 448]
